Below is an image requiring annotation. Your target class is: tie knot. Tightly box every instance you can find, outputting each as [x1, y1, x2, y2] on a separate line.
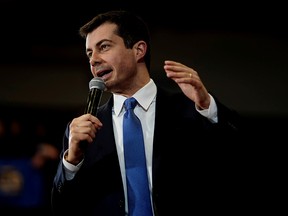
[124, 97, 138, 110]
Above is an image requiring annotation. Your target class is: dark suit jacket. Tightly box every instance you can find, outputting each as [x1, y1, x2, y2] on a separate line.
[51, 86, 248, 215]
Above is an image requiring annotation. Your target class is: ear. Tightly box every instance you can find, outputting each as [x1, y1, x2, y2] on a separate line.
[134, 41, 147, 61]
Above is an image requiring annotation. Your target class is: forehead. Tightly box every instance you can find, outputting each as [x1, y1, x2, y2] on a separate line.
[86, 22, 118, 45]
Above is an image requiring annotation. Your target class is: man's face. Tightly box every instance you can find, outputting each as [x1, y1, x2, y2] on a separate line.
[85, 23, 138, 95]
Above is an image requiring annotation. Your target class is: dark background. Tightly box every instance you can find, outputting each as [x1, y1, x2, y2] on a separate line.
[0, 0, 286, 213]
[1, 1, 287, 148]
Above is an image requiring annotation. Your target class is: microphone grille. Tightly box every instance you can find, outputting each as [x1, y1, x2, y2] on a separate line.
[89, 77, 106, 90]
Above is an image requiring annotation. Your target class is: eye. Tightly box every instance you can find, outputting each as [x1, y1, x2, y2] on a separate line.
[86, 51, 92, 59]
[99, 43, 110, 52]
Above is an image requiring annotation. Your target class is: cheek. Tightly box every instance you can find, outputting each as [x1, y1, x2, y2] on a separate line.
[108, 48, 137, 77]
[118, 60, 136, 78]
[114, 53, 134, 72]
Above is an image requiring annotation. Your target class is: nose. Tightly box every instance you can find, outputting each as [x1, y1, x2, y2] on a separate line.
[89, 52, 102, 67]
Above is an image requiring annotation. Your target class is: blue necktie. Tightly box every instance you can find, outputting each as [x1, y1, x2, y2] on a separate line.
[123, 97, 153, 216]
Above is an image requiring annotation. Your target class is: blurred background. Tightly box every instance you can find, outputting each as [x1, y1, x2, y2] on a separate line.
[0, 0, 287, 214]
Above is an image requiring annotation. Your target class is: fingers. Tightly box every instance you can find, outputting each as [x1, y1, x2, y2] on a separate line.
[164, 60, 198, 79]
[164, 60, 188, 72]
[69, 114, 103, 145]
[163, 60, 210, 108]
[164, 60, 200, 86]
[66, 114, 103, 164]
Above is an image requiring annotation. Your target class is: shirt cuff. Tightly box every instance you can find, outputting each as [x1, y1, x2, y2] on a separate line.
[62, 149, 83, 180]
[196, 94, 218, 123]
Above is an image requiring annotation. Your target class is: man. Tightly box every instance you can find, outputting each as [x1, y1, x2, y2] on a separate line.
[51, 10, 246, 215]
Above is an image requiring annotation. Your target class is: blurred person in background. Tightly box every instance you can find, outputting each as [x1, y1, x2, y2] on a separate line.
[0, 141, 59, 215]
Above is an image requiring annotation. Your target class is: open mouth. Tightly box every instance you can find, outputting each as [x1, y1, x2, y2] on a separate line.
[97, 69, 112, 78]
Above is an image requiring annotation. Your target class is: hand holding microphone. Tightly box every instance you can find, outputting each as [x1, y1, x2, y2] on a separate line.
[67, 77, 106, 163]
[79, 77, 106, 149]
[84, 77, 106, 116]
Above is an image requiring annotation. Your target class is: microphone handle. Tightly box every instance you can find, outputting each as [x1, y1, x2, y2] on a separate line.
[84, 88, 103, 116]
[81, 88, 103, 150]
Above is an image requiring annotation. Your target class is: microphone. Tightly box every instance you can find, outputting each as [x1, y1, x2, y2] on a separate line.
[79, 77, 105, 151]
[84, 77, 106, 116]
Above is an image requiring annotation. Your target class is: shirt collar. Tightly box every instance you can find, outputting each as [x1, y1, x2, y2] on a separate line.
[113, 79, 157, 116]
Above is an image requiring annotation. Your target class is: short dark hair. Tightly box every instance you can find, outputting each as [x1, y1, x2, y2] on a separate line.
[79, 10, 151, 71]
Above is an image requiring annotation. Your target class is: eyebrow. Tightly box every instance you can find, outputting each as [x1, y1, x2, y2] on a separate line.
[86, 39, 113, 52]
